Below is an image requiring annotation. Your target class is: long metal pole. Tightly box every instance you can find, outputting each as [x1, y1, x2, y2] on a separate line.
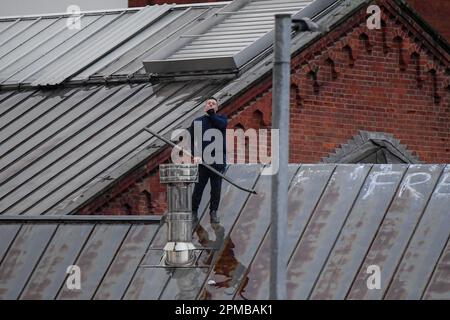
[142, 127, 257, 195]
[270, 14, 291, 300]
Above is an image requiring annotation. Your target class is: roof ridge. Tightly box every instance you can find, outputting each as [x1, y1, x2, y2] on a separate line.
[0, 2, 229, 21]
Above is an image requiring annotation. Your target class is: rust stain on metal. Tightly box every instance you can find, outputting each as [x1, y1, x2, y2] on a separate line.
[94, 224, 157, 299]
[287, 165, 371, 299]
[201, 166, 265, 300]
[311, 165, 407, 300]
[423, 239, 450, 299]
[385, 165, 450, 300]
[1, 164, 449, 300]
[238, 229, 271, 300]
[204, 167, 297, 300]
[20, 224, 93, 299]
[347, 165, 444, 300]
[0, 224, 56, 299]
[58, 224, 129, 299]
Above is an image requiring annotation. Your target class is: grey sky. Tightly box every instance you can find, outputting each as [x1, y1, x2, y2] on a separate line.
[0, 0, 128, 17]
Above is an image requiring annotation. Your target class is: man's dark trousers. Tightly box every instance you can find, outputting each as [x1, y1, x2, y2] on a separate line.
[192, 163, 226, 213]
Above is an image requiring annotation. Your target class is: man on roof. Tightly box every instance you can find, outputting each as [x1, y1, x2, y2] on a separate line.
[189, 97, 228, 226]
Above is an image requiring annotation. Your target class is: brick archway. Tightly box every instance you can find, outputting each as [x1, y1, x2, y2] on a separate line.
[322, 131, 421, 164]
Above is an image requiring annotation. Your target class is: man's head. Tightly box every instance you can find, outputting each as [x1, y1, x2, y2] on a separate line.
[204, 97, 218, 114]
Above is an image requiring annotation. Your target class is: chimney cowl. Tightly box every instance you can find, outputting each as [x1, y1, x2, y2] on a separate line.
[160, 164, 198, 267]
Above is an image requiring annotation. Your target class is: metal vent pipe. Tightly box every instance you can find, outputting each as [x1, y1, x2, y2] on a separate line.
[159, 163, 198, 266]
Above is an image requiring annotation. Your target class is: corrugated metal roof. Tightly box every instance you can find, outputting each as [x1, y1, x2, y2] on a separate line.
[0, 215, 160, 300]
[0, 3, 226, 86]
[0, 0, 342, 85]
[73, 4, 226, 80]
[143, 0, 339, 74]
[30, 5, 173, 86]
[0, 164, 449, 300]
[0, 80, 227, 215]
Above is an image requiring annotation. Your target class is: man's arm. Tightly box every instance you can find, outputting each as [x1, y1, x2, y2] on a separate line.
[208, 113, 228, 130]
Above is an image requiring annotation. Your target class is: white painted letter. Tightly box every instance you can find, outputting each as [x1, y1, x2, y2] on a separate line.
[436, 173, 450, 197]
[362, 171, 402, 200]
[399, 172, 431, 199]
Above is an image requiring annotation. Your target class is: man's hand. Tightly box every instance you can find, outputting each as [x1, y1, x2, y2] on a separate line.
[193, 156, 202, 164]
[204, 104, 214, 114]
[204, 99, 218, 115]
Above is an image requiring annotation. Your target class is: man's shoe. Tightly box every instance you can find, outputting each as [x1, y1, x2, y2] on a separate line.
[210, 210, 220, 224]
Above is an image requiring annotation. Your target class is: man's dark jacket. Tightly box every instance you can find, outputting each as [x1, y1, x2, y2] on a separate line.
[189, 112, 228, 166]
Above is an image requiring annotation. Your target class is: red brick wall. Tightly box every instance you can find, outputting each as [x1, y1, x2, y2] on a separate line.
[222, 2, 450, 164]
[79, 0, 450, 215]
[407, 0, 450, 43]
[78, 147, 172, 215]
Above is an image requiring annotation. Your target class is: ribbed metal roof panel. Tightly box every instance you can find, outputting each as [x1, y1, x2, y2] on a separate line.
[0, 164, 449, 300]
[0, 15, 112, 84]
[73, 5, 225, 80]
[0, 80, 226, 215]
[31, 5, 173, 86]
[0, 12, 134, 85]
[0, 3, 227, 86]
[0, 216, 160, 300]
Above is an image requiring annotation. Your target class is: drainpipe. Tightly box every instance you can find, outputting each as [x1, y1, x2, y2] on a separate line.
[270, 14, 291, 300]
[159, 163, 198, 266]
[270, 14, 324, 299]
